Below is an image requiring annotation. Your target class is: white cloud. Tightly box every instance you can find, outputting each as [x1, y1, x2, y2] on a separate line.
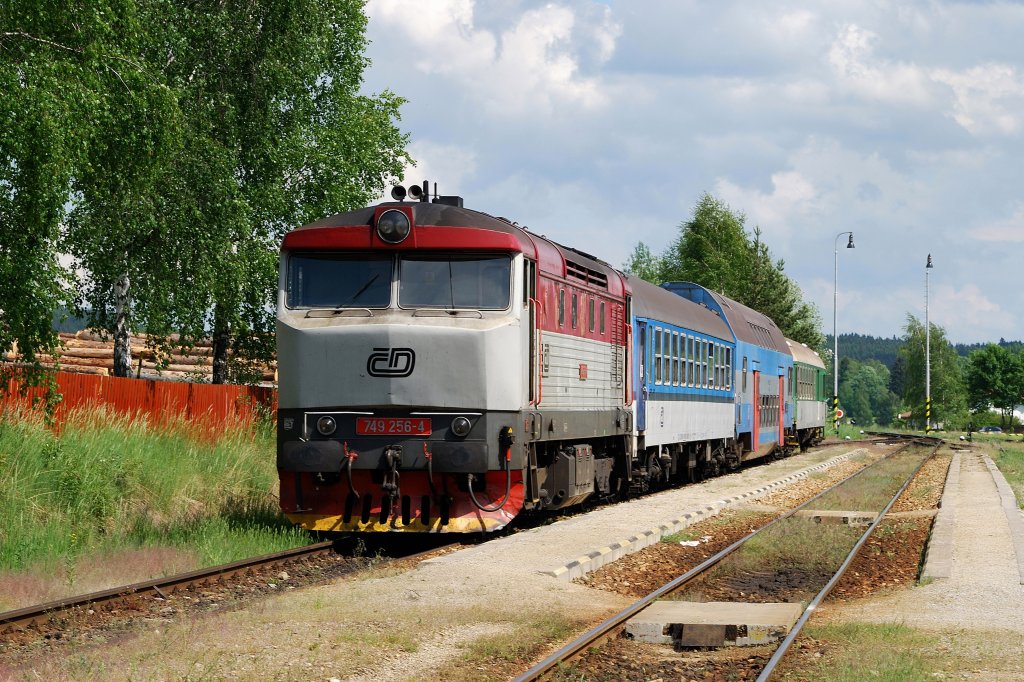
[715, 171, 818, 243]
[828, 24, 934, 106]
[930, 283, 1014, 340]
[366, 0, 618, 115]
[375, 140, 477, 202]
[828, 23, 1024, 136]
[932, 63, 1024, 136]
[772, 10, 815, 39]
[970, 206, 1024, 242]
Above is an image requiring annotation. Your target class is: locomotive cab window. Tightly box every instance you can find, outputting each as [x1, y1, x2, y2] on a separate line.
[399, 254, 511, 310]
[287, 254, 393, 309]
[558, 289, 565, 326]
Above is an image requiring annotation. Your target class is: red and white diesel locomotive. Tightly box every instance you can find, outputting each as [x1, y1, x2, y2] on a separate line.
[276, 183, 826, 533]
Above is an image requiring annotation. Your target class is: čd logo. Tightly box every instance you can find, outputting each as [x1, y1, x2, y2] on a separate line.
[367, 348, 416, 378]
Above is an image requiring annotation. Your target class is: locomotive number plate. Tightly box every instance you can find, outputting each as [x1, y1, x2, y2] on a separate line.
[356, 417, 432, 437]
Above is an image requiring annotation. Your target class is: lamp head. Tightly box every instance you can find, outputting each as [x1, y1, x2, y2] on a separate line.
[846, 233, 855, 249]
[926, 253, 933, 268]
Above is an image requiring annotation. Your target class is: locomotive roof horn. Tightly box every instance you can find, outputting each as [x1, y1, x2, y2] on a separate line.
[389, 180, 464, 208]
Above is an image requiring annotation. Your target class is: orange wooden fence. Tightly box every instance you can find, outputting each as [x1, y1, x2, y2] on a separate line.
[1, 371, 276, 428]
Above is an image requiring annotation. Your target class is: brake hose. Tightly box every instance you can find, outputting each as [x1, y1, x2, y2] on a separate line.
[467, 440, 513, 512]
[342, 442, 359, 499]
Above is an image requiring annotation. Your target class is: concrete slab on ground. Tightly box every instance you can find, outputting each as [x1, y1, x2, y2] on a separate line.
[794, 509, 875, 525]
[626, 601, 803, 647]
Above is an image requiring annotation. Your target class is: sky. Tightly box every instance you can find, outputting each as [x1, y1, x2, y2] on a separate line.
[359, 0, 1024, 344]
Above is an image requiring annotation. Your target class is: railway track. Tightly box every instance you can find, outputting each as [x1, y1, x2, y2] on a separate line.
[515, 436, 941, 681]
[0, 538, 457, 643]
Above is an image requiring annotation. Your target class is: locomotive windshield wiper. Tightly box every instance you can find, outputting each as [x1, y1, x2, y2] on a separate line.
[342, 273, 380, 306]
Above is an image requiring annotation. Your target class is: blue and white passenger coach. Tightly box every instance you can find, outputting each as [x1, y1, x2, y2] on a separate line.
[628, 276, 738, 483]
[663, 283, 795, 461]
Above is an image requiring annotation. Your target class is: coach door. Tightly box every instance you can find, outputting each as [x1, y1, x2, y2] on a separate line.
[751, 370, 760, 449]
[778, 373, 786, 445]
[637, 322, 647, 432]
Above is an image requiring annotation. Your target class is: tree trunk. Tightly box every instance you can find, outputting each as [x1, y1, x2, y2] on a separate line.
[112, 273, 133, 378]
[212, 303, 230, 384]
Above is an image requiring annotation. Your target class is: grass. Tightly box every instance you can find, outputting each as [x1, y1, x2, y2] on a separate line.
[992, 444, 1024, 508]
[780, 622, 937, 681]
[687, 518, 862, 584]
[661, 530, 697, 543]
[0, 405, 307, 608]
[779, 622, 1024, 681]
[812, 448, 926, 512]
[432, 613, 578, 681]
[662, 510, 765, 545]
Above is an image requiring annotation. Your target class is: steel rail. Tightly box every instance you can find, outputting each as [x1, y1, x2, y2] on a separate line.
[514, 440, 915, 682]
[756, 440, 940, 681]
[0, 540, 334, 633]
[1, 540, 455, 634]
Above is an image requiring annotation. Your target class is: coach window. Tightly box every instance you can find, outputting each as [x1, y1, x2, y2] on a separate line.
[686, 336, 694, 387]
[558, 289, 565, 327]
[708, 342, 714, 389]
[714, 345, 720, 390]
[726, 348, 732, 390]
[742, 356, 748, 391]
[600, 301, 606, 335]
[572, 293, 578, 329]
[672, 333, 679, 386]
[711, 342, 716, 388]
[663, 332, 671, 385]
[589, 298, 595, 333]
[712, 344, 718, 389]
[706, 341, 712, 388]
[654, 328, 663, 384]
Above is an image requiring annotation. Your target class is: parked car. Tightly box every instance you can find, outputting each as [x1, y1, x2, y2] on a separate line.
[978, 426, 1002, 433]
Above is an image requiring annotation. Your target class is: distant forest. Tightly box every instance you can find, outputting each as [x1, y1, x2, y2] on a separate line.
[827, 333, 1024, 369]
[53, 308, 88, 334]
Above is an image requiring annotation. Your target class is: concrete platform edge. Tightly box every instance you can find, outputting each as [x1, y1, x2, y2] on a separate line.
[543, 452, 854, 581]
[921, 451, 959, 582]
[982, 453, 1024, 584]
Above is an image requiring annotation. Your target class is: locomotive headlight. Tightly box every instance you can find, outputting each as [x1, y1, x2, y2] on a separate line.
[316, 416, 337, 436]
[376, 209, 411, 244]
[451, 416, 472, 438]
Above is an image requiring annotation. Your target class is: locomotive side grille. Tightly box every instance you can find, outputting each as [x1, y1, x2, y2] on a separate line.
[565, 260, 608, 288]
[611, 304, 624, 388]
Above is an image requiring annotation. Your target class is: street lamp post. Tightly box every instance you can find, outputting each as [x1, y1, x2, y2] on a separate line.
[833, 232, 855, 435]
[925, 254, 933, 434]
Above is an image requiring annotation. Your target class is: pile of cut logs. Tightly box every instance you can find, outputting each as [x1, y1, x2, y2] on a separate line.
[3, 331, 276, 383]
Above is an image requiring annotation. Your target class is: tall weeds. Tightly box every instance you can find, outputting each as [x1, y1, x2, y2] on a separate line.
[0, 405, 304, 575]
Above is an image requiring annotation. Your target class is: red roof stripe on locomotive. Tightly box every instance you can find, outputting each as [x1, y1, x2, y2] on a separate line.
[282, 225, 524, 253]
